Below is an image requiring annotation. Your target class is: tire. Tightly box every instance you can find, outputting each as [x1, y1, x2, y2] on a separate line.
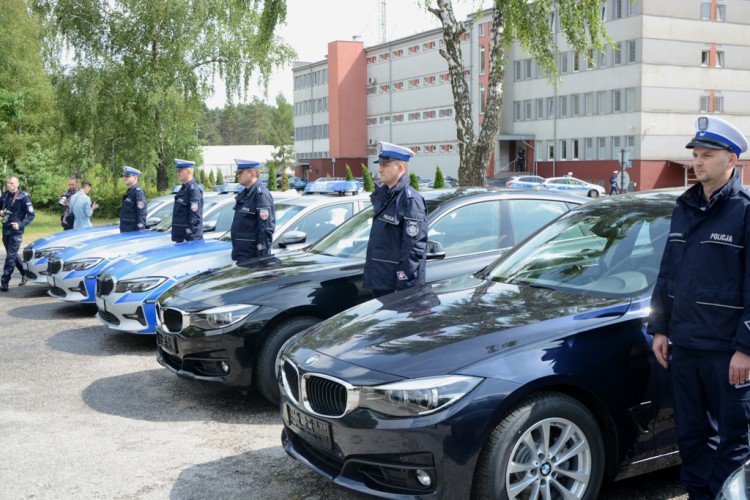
[472, 392, 604, 500]
[587, 189, 600, 198]
[254, 316, 320, 405]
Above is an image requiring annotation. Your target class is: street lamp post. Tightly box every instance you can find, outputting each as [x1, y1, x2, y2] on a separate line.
[620, 148, 626, 193]
[332, 157, 336, 178]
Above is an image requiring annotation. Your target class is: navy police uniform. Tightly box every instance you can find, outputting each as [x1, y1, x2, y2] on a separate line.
[1, 186, 35, 289]
[609, 171, 619, 195]
[649, 116, 750, 499]
[171, 159, 203, 243]
[119, 166, 147, 232]
[230, 159, 275, 261]
[363, 142, 428, 296]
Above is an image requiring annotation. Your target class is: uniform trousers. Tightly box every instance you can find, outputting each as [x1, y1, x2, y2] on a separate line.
[670, 345, 750, 499]
[2, 232, 24, 285]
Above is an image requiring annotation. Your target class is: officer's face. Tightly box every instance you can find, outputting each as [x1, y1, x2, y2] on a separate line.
[176, 168, 192, 183]
[378, 160, 405, 188]
[6, 178, 18, 193]
[237, 168, 258, 187]
[691, 147, 735, 186]
[123, 174, 137, 187]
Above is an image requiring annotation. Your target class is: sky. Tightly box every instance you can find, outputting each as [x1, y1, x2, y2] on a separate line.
[206, 0, 486, 108]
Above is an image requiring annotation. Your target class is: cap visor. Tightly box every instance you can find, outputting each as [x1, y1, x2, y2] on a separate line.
[686, 138, 732, 151]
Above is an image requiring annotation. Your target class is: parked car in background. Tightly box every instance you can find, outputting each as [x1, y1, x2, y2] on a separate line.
[95, 194, 372, 334]
[210, 183, 244, 193]
[21, 193, 187, 284]
[506, 175, 545, 189]
[154, 188, 587, 404]
[280, 190, 679, 499]
[304, 178, 362, 195]
[484, 177, 511, 188]
[289, 176, 308, 190]
[543, 176, 606, 198]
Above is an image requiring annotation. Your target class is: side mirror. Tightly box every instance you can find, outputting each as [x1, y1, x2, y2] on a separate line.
[426, 240, 446, 260]
[146, 217, 161, 228]
[278, 230, 307, 248]
[202, 221, 217, 233]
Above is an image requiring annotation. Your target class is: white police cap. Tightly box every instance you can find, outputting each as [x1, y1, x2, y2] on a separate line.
[686, 116, 749, 157]
[374, 141, 414, 163]
[174, 159, 195, 169]
[122, 166, 141, 176]
[234, 159, 260, 172]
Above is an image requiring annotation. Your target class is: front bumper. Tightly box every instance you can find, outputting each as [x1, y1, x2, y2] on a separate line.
[47, 271, 97, 302]
[22, 258, 51, 284]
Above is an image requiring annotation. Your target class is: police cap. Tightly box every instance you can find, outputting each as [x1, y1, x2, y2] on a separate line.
[374, 141, 414, 163]
[686, 116, 749, 157]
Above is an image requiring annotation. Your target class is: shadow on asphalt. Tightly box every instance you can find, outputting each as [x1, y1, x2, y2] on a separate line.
[47, 326, 157, 356]
[81, 369, 277, 424]
[9, 299, 98, 320]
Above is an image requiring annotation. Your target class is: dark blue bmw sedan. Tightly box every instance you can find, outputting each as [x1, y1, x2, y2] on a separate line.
[279, 191, 681, 499]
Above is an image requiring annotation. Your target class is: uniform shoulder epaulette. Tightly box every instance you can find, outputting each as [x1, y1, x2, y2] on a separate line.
[739, 188, 750, 201]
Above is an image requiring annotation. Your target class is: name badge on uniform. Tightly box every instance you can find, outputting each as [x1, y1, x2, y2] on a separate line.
[406, 219, 420, 237]
[191, 202, 199, 212]
[259, 208, 269, 220]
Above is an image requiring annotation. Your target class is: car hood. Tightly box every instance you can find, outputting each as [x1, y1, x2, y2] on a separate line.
[102, 239, 233, 281]
[56, 231, 172, 260]
[294, 276, 634, 378]
[29, 225, 119, 249]
[161, 250, 361, 310]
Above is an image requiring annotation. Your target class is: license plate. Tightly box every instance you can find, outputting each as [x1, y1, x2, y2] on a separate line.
[158, 333, 178, 354]
[95, 297, 106, 311]
[286, 404, 332, 449]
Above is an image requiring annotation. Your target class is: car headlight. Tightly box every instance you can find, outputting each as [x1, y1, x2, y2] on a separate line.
[63, 258, 104, 271]
[35, 247, 66, 259]
[359, 375, 482, 417]
[189, 304, 260, 332]
[717, 461, 750, 500]
[115, 277, 168, 293]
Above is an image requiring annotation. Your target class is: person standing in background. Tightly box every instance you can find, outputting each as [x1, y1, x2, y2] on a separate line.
[171, 159, 203, 243]
[230, 159, 275, 262]
[119, 166, 147, 232]
[60, 177, 78, 230]
[69, 180, 98, 229]
[0, 176, 35, 291]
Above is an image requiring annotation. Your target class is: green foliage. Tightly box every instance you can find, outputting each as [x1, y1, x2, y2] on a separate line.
[345, 164, 354, 181]
[267, 162, 277, 191]
[12, 143, 66, 207]
[361, 165, 375, 192]
[409, 172, 420, 191]
[208, 170, 216, 187]
[433, 165, 445, 188]
[280, 170, 289, 191]
[216, 170, 225, 185]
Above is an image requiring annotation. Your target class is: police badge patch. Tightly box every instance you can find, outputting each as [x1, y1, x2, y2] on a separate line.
[406, 219, 420, 237]
[259, 208, 269, 220]
[397, 271, 407, 280]
[191, 202, 199, 212]
[137, 201, 145, 209]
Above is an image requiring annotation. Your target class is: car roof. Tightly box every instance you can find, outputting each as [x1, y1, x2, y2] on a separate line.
[421, 187, 587, 213]
[274, 193, 370, 207]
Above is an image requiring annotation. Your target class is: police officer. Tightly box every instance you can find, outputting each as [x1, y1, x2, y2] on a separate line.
[363, 141, 428, 298]
[609, 170, 620, 195]
[230, 159, 275, 262]
[119, 166, 147, 232]
[171, 159, 203, 243]
[0, 176, 35, 291]
[650, 116, 750, 499]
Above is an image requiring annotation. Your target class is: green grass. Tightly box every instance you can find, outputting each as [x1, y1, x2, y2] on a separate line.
[23, 209, 119, 246]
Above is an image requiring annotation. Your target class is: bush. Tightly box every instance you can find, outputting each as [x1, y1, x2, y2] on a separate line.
[433, 165, 445, 188]
[361, 164, 375, 192]
[345, 164, 354, 181]
[216, 170, 225, 185]
[280, 170, 289, 191]
[267, 162, 277, 191]
[409, 172, 420, 191]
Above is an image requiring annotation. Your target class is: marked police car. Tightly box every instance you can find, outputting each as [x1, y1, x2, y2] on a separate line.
[21, 194, 180, 284]
[303, 178, 362, 195]
[95, 194, 372, 334]
[543, 176, 606, 198]
[44, 194, 238, 303]
[155, 188, 588, 404]
[506, 175, 545, 189]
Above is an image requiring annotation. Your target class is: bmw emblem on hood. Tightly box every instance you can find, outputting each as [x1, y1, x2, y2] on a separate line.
[303, 354, 319, 366]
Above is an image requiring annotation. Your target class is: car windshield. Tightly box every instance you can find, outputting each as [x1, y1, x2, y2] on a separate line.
[274, 203, 307, 227]
[310, 207, 374, 259]
[487, 201, 671, 298]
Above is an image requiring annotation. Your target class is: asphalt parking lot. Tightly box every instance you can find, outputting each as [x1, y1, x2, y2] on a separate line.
[0, 261, 688, 499]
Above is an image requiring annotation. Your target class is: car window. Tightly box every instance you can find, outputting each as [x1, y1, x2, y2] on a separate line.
[275, 204, 306, 227]
[205, 203, 235, 233]
[312, 207, 374, 259]
[429, 201, 502, 257]
[285, 203, 354, 243]
[509, 199, 570, 243]
[148, 201, 174, 223]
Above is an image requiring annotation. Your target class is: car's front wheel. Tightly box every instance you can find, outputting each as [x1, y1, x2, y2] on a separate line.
[473, 392, 604, 500]
[254, 315, 321, 405]
[587, 189, 600, 198]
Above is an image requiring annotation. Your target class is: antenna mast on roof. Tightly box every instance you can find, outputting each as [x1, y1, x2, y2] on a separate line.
[379, 0, 386, 43]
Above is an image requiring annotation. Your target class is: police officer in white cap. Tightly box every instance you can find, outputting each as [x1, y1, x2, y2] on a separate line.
[609, 170, 620, 195]
[230, 159, 275, 262]
[650, 116, 750, 499]
[119, 166, 147, 232]
[363, 141, 428, 298]
[171, 159, 203, 243]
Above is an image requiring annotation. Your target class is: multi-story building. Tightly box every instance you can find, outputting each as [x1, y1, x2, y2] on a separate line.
[293, 0, 750, 190]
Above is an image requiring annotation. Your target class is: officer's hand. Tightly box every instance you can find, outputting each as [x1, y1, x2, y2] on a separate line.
[729, 351, 750, 385]
[11, 222, 19, 230]
[652, 333, 669, 370]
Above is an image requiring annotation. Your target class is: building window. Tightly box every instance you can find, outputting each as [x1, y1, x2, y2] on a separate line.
[701, 50, 710, 67]
[614, 0, 624, 19]
[546, 97, 555, 118]
[409, 45, 420, 54]
[716, 51, 725, 67]
[573, 51, 580, 72]
[572, 139, 580, 160]
[572, 94, 581, 116]
[716, 4, 726, 21]
[412, 146, 421, 153]
[514, 60, 522, 81]
[423, 41, 435, 50]
[597, 91, 608, 114]
[536, 98, 544, 119]
[380, 84, 390, 93]
[548, 141, 555, 160]
[480, 46, 486, 75]
[367, 117, 378, 126]
[392, 114, 404, 123]
[612, 136, 621, 160]
[586, 49, 595, 70]
[423, 110, 436, 119]
[524, 99, 531, 120]
[439, 108, 454, 118]
[627, 40, 637, 63]
[598, 48, 608, 68]
[525, 59, 532, 79]
[392, 49, 403, 57]
[626, 88, 636, 112]
[560, 140, 568, 160]
[379, 116, 390, 124]
[481, 86, 487, 114]
[560, 52, 569, 74]
[598, 137, 607, 159]
[367, 56, 377, 64]
[394, 81, 404, 90]
[613, 89, 622, 112]
[408, 79, 420, 88]
[440, 73, 450, 82]
[514, 101, 522, 121]
[408, 112, 421, 121]
[425, 145, 437, 153]
[585, 138, 594, 160]
[558, 96, 568, 117]
[379, 52, 389, 61]
[613, 42, 622, 65]
[479, 22, 485, 37]
[366, 86, 377, 95]
[585, 92, 594, 115]
[599, 3, 607, 21]
[715, 95, 724, 112]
